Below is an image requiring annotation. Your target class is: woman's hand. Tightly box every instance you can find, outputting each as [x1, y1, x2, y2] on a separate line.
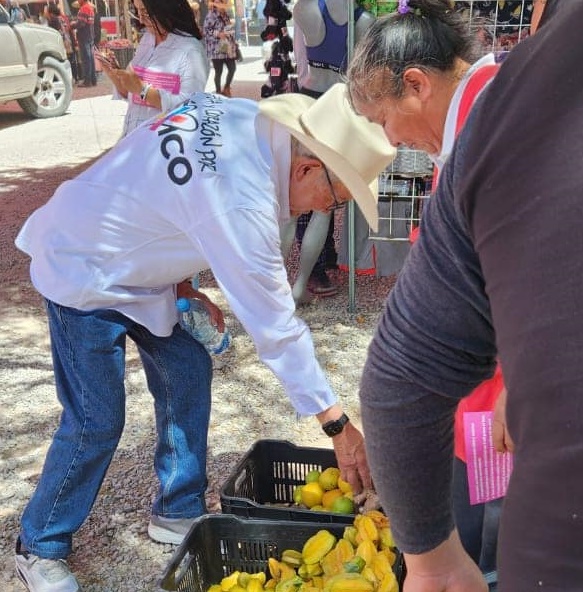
[107, 65, 144, 96]
[493, 387, 515, 453]
[403, 531, 488, 592]
[100, 62, 131, 98]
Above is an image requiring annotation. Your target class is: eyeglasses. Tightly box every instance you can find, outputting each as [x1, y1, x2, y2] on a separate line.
[323, 167, 346, 213]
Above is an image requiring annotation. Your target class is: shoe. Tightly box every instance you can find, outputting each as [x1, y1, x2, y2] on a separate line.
[221, 86, 232, 97]
[307, 269, 338, 296]
[15, 539, 80, 592]
[147, 515, 197, 545]
[79, 81, 92, 87]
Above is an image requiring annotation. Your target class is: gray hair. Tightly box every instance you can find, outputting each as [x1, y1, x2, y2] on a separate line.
[290, 136, 341, 184]
[347, 0, 479, 104]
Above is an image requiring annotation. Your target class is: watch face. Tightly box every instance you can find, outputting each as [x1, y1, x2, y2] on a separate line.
[323, 414, 349, 437]
[325, 422, 344, 437]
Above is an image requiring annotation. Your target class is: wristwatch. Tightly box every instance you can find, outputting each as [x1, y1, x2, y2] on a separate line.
[139, 83, 152, 102]
[322, 413, 349, 437]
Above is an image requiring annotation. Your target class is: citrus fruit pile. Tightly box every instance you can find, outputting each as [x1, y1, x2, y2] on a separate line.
[292, 467, 354, 514]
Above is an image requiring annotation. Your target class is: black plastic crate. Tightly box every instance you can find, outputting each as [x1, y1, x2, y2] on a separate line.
[220, 439, 355, 523]
[159, 514, 404, 592]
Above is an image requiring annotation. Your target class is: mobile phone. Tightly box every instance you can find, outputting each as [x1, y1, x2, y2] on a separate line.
[95, 51, 120, 69]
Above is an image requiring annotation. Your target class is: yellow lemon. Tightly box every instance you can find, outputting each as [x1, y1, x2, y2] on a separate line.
[338, 476, 353, 494]
[305, 469, 321, 484]
[301, 481, 324, 508]
[318, 467, 341, 491]
[322, 488, 344, 510]
[331, 495, 355, 515]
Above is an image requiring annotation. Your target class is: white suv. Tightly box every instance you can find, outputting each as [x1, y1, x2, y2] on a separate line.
[0, 4, 73, 118]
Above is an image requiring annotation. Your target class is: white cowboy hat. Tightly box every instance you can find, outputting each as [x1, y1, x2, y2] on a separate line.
[259, 83, 396, 231]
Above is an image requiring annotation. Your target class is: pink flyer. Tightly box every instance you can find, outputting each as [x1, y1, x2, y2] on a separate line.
[131, 66, 181, 106]
[464, 411, 513, 505]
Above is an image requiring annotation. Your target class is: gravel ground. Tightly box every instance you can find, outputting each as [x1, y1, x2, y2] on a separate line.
[0, 73, 399, 591]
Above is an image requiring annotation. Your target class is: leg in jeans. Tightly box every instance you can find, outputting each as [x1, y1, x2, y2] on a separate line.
[295, 212, 336, 272]
[79, 41, 95, 85]
[292, 211, 332, 302]
[294, 212, 336, 299]
[20, 302, 130, 559]
[133, 322, 212, 518]
[480, 497, 502, 573]
[19, 301, 212, 559]
[212, 58, 224, 93]
[67, 51, 79, 82]
[323, 214, 337, 268]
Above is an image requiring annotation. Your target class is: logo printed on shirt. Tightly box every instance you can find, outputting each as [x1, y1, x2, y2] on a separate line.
[149, 94, 227, 185]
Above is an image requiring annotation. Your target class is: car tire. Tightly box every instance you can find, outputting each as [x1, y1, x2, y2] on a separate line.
[17, 56, 72, 118]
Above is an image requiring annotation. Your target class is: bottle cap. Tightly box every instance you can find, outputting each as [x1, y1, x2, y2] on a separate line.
[176, 297, 191, 312]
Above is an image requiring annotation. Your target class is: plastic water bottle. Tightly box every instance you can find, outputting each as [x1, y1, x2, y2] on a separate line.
[176, 297, 231, 355]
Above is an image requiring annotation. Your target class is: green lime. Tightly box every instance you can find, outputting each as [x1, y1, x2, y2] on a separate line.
[293, 485, 304, 505]
[331, 495, 355, 515]
[305, 469, 321, 484]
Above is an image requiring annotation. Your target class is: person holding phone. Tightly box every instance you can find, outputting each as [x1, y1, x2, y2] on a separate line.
[101, 0, 209, 137]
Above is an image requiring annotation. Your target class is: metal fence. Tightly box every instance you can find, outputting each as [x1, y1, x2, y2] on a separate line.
[369, 0, 533, 246]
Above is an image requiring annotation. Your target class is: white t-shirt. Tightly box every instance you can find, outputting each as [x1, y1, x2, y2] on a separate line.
[432, 53, 498, 171]
[16, 94, 335, 416]
[119, 31, 210, 137]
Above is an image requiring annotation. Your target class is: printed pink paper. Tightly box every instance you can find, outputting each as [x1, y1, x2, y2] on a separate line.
[132, 66, 181, 105]
[464, 411, 513, 505]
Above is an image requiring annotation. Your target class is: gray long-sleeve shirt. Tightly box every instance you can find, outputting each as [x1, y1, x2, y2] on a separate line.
[360, 3, 583, 590]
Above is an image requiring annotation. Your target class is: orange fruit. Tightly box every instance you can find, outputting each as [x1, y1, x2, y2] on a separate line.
[318, 467, 341, 491]
[322, 488, 343, 510]
[301, 481, 324, 508]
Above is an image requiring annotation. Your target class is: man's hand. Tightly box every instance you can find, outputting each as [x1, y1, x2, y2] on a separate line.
[403, 530, 487, 592]
[176, 280, 226, 332]
[331, 421, 372, 495]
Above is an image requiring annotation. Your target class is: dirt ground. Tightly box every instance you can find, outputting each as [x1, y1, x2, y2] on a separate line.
[0, 76, 397, 591]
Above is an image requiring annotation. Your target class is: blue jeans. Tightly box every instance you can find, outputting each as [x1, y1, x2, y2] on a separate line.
[79, 40, 96, 84]
[20, 300, 212, 559]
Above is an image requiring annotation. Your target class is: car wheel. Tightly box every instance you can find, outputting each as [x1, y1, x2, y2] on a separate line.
[17, 56, 72, 118]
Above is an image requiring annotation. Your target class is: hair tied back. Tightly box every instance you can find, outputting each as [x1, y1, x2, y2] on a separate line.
[397, 0, 410, 13]
[397, 0, 422, 16]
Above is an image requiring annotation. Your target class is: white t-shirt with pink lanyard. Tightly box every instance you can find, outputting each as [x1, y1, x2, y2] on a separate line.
[116, 30, 210, 137]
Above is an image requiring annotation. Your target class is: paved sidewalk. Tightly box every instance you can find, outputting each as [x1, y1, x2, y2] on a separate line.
[0, 44, 267, 174]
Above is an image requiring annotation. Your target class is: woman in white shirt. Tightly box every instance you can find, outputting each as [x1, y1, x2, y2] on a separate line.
[101, 0, 210, 136]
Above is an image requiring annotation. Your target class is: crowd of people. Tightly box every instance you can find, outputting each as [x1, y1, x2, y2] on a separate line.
[12, 0, 582, 592]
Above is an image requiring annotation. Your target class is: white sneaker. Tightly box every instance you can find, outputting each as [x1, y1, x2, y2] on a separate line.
[147, 515, 197, 545]
[15, 539, 80, 592]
